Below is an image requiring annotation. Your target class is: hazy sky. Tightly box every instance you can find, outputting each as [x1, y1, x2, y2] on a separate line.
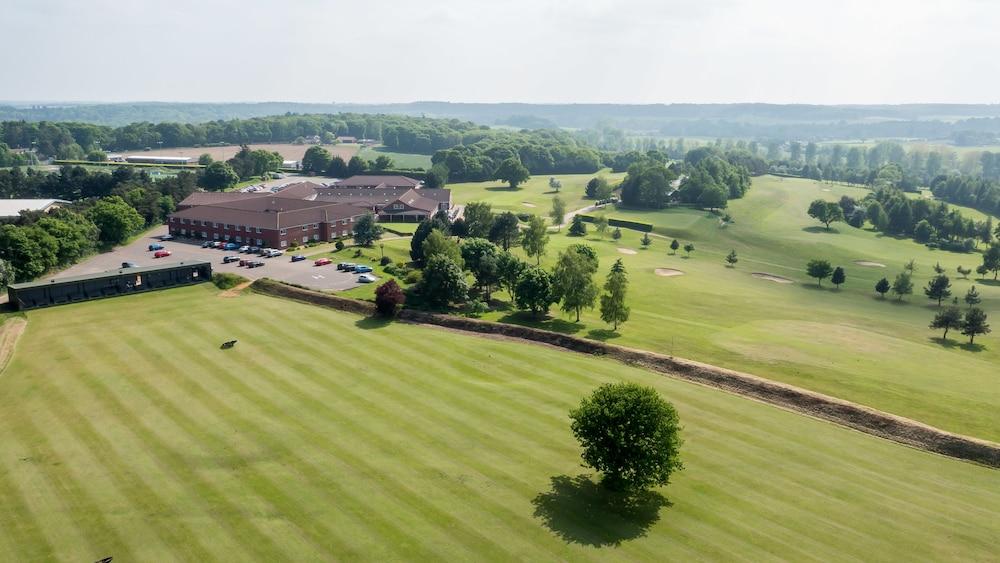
[4, 0, 998, 105]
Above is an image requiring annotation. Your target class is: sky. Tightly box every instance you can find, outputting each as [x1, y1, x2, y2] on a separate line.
[4, 0, 999, 105]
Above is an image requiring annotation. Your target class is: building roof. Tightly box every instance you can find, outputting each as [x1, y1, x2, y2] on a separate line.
[314, 186, 450, 207]
[0, 199, 69, 217]
[171, 197, 364, 231]
[11, 261, 211, 290]
[332, 175, 422, 189]
[125, 155, 193, 163]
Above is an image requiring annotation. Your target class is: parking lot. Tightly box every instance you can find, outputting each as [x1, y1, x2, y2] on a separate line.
[51, 225, 371, 291]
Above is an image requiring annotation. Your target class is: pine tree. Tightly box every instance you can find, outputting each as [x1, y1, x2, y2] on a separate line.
[725, 249, 738, 267]
[641, 233, 652, 247]
[964, 285, 982, 308]
[599, 259, 630, 331]
[961, 308, 991, 344]
[923, 274, 952, 306]
[892, 272, 913, 301]
[929, 306, 963, 340]
[669, 239, 680, 255]
[875, 277, 891, 298]
[831, 266, 846, 288]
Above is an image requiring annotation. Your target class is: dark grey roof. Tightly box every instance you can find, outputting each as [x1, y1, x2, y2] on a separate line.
[11, 261, 211, 290]
[170, 198, 365, 230]
[333, 175, 422, 188]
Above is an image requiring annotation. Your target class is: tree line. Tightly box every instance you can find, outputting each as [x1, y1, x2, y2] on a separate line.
[0, 167, 197, 283]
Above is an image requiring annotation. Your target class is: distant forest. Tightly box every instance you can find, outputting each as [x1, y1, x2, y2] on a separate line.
[4, 101, 1000, 143]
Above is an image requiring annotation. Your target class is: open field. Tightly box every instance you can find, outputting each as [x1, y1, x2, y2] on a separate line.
[0, 285, 997, 560]
[357, 145, 433, 169]
[352, 175, 1000, 441]
[120, 143, 359, 163]
[449, 170, 626, 213]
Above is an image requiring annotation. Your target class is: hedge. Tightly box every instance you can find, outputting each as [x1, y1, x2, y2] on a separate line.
[578, 214, 653, 232]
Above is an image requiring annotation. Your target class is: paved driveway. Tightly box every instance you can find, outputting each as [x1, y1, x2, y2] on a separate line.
[50, 225, 368, 291]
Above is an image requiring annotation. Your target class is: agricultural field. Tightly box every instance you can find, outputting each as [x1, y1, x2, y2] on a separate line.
[449, 170, 626, 213]
[121, 143, 359, 163]
[357, 175, 1000, 441]
[0, 285, 997, 560]
[357, 145, 433, 169]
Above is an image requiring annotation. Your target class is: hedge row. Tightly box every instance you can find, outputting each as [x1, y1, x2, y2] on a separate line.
[578, 214, 653, 232]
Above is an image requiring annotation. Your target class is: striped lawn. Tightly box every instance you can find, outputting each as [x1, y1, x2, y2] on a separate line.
[0, 284, 997, 561]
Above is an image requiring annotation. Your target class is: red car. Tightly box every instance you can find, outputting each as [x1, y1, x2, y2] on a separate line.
[153, 250, 171, 258]
[314, 257, 332, 266]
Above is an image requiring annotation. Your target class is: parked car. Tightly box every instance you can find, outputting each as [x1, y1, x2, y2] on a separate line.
[239, 259, 251, 267]
[248, 246, 259, 254]
[337, 262, 357, 271]
[357, 273, 377, 283]
[159, 234, 174, 241]
[121, 262, 138, 268]
[224, 242, 239, 250]
[246, 260, 265, 268]
[264, 249, 284, 258]
[223, 255, 241, 264]
[148, 243, 164, 251]
[201, 241, 213, 248]
[291, 254, 307, 262]
[153, 250, 171, 258]
[314, 258, 332, 266]
[238, 245, 250, 253]
[353, 265, 373, 274]
[212, 241, 224, 249]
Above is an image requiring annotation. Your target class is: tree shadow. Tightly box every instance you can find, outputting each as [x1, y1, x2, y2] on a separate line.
[976, 278, 1000, 287]
[802, 226, 839, 234]
[959, 341, 987, 353]
[929, 336, 958, 349]
[586, 328, 621, 341]
[485, 186, 518, 192]
[498, 311, 585, 334]
[532, 474, 671, 547]
[355, 316, 392, 330]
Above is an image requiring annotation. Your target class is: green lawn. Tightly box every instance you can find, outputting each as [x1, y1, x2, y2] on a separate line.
[357, 145, 432, 169]
[449, 170, 626, 214]
[426, 175, 1000, 441]
[1, 285, 997, 560]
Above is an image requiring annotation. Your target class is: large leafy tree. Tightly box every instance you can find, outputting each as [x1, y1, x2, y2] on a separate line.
[892, 272, 914, 301]
[806, 259, 833, 286]
[549, 195, 566, 231]
[494, 158, 530, 189]
[961, 308, 991, 344]
[199, 161, 239, 190]
[924, 274, 952, 306]
[352, 213, 383, 247]
[325, 156, 349, 178]
[552, 244, 599, 322]
[514, 266, 556, 316]
[929, 306, 963, 340]
[419, 255, 468, 307]
[569, 382, 683, 492]
[461, 238, 501, 300]
[87, 195, 145, 245]
[599, 259, 630, 330]
[488, 211, 520, 251]
[463, 201, 495, 239]
[807, 199, 845, 230]
[422, 230, 463, 268]
[521, 215, 549, 264]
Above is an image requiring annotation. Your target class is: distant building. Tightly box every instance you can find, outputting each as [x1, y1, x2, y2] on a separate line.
[124, 155, 193, 165]
[0, 198, 70, 219]
[337, 136, 358, 144]
[331, 175, 422, 189]
[282, 160, 301, 170]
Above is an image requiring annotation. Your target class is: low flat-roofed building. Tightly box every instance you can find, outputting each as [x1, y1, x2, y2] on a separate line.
[0, 198, 70, 219]
[125, 155, 193, 165]
[7, 261, 212, 310]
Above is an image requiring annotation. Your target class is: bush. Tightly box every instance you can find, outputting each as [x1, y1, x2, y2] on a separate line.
[463, 299, 490, 318]
[212, 272, 248, 290]
[404, 269, 423, 285]
[335, 240, 345, 250]
[380, 255, 393, 266]
[516, 212, 532, 222]
[374, 279, 406, 317]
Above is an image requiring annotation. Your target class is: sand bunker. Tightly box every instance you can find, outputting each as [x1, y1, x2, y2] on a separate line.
[521, 202, 536, 208]
[854, 260, 886, 268]
[617, 248, 638, 255]
[822, 188, 831, 192]
[655, 268, 685, 277]
[752, 272, 794, 284]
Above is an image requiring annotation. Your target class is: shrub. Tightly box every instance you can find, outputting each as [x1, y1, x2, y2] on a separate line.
[516, 212, 532, 222]
[211, 272, 247, 290]
[380, 255, 393, 266]
[579, 214, 653, 232]
[404, 269, 423, 285]
[463, 299, 490, 318]
[374, 279, 405, 317]
[335, 240, 345, 250]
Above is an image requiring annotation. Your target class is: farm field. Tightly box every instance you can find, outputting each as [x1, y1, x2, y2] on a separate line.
[121, 143, 359, 163]
[357, 145, 433, 169]
[0, 285, 997, 560]
[449, 170, 626, 213]
[357, 175, 1000, 441]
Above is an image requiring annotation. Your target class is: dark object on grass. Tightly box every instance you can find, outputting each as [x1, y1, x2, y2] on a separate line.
[221, 340, 238, 349]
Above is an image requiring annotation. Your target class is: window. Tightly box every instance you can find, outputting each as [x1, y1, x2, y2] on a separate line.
[226, 224, 234, 230]
[302, 225, 308, 231]
[181, 228, 187, 235]
[237, 225, 244, 231]
[393, 203, 403, 210]
[302, 236, 308, 243]
[181, 218, 188, 225]
[201, 231, 208, 238]
[256, 238, 263, 246]
[255, 227, 262, 233]
[235, 236, 242, 243]
[280, 229, 287, 235]
[213, 233, 220, 240]
[224, 235, 231, 241]
[312, 234, 319, 241]
[213, 222, 219, 228]
[280, 240, 287, 248]
[341, 219, 348, 225]
[135, 275, 142, 287]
